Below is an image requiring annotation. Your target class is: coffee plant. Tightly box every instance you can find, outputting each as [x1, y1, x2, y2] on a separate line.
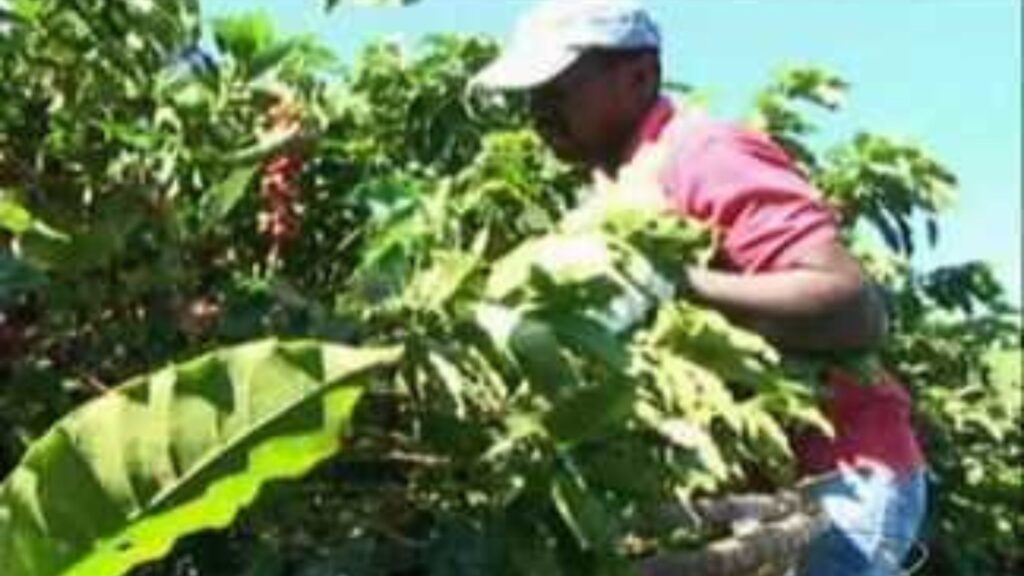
[0, 2, 1018, 576]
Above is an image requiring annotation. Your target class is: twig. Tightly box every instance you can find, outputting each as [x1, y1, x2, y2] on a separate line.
[80, 374, 110, 395]
[635, 510, 826, 576]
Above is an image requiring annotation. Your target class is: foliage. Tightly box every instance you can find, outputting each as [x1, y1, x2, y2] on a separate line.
[883, 263, 1021, 575]
[0, 3, 1019, 576]
[0, 339, 400, 576]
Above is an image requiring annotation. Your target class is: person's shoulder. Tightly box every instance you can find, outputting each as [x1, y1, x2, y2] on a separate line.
[673, 110, 794, 171]
[660, 102, 763, 161]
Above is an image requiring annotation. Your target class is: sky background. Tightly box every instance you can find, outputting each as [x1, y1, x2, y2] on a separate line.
[209, 0, 1022, 304]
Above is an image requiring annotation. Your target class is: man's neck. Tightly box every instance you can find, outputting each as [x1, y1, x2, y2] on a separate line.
[593, 95, 671, 179]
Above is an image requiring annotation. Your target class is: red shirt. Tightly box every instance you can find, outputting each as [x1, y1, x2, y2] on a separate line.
[623, 97, 925, 478]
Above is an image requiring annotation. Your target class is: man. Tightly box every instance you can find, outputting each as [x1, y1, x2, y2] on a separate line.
[470, 1, 928, 575]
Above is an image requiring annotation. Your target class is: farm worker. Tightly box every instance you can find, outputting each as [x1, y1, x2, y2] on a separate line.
[470, 1, 927, 575]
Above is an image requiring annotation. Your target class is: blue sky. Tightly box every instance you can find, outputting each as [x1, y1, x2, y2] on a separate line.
[208, 0, 1021, 304]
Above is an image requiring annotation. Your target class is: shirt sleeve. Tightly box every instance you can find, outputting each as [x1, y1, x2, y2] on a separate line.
[670, 124, 840, 273]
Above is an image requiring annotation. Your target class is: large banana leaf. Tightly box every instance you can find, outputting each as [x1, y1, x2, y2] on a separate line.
[0, 339, 402, 576]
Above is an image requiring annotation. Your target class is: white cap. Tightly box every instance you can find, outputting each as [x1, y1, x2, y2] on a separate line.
[470, 0, 661, 91]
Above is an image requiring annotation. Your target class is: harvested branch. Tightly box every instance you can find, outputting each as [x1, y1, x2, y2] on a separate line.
[635, 508, 827, 576]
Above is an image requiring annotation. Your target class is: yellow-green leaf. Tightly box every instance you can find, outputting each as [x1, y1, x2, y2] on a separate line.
[0, 339, 402, 576]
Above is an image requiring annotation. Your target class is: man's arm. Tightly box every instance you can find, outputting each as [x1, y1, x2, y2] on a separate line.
[683, 241, 888, 352]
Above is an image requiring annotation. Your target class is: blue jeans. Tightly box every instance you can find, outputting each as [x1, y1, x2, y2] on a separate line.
[793, 464, 928, 576]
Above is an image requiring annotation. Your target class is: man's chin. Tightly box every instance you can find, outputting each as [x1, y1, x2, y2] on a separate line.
[550, 144, 592, 167]
[538, 132, 584, 165]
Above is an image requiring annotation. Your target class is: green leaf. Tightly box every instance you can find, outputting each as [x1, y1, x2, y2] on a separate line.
[550, 460, 617, 551]
[250, 36, 337, 80]
[0, 198, 67, 242]
[199, 165, 260, 230]
[648, 302, 778, 389]
[474, 304, 578, 398]
[15, 202, 139, 275]
[12, 228, 73, 272]
[0, 339, 402, 576]
[0, 199, 34, 234]
[508, 315, 579, 399]
[485, 234, 619, 302]
[544, 379, 635, 446]
[542, 311, 631, 375]
[403, 250, 480, 311]
[213, 12, 276, 65]
[738, 402, 794, 461]
[226, 130, 300, 166]
[250, 39, 304, 79]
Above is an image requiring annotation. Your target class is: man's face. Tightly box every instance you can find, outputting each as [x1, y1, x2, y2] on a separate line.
[528, 51, 650, 170]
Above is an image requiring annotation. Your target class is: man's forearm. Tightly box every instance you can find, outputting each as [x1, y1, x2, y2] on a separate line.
[683, 266, 886, 352]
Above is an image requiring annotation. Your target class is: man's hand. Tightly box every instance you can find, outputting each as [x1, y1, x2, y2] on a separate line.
[682, 241, 887, 352]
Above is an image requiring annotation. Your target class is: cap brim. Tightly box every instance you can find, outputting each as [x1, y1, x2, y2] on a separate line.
[470, 45, 581, 91]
